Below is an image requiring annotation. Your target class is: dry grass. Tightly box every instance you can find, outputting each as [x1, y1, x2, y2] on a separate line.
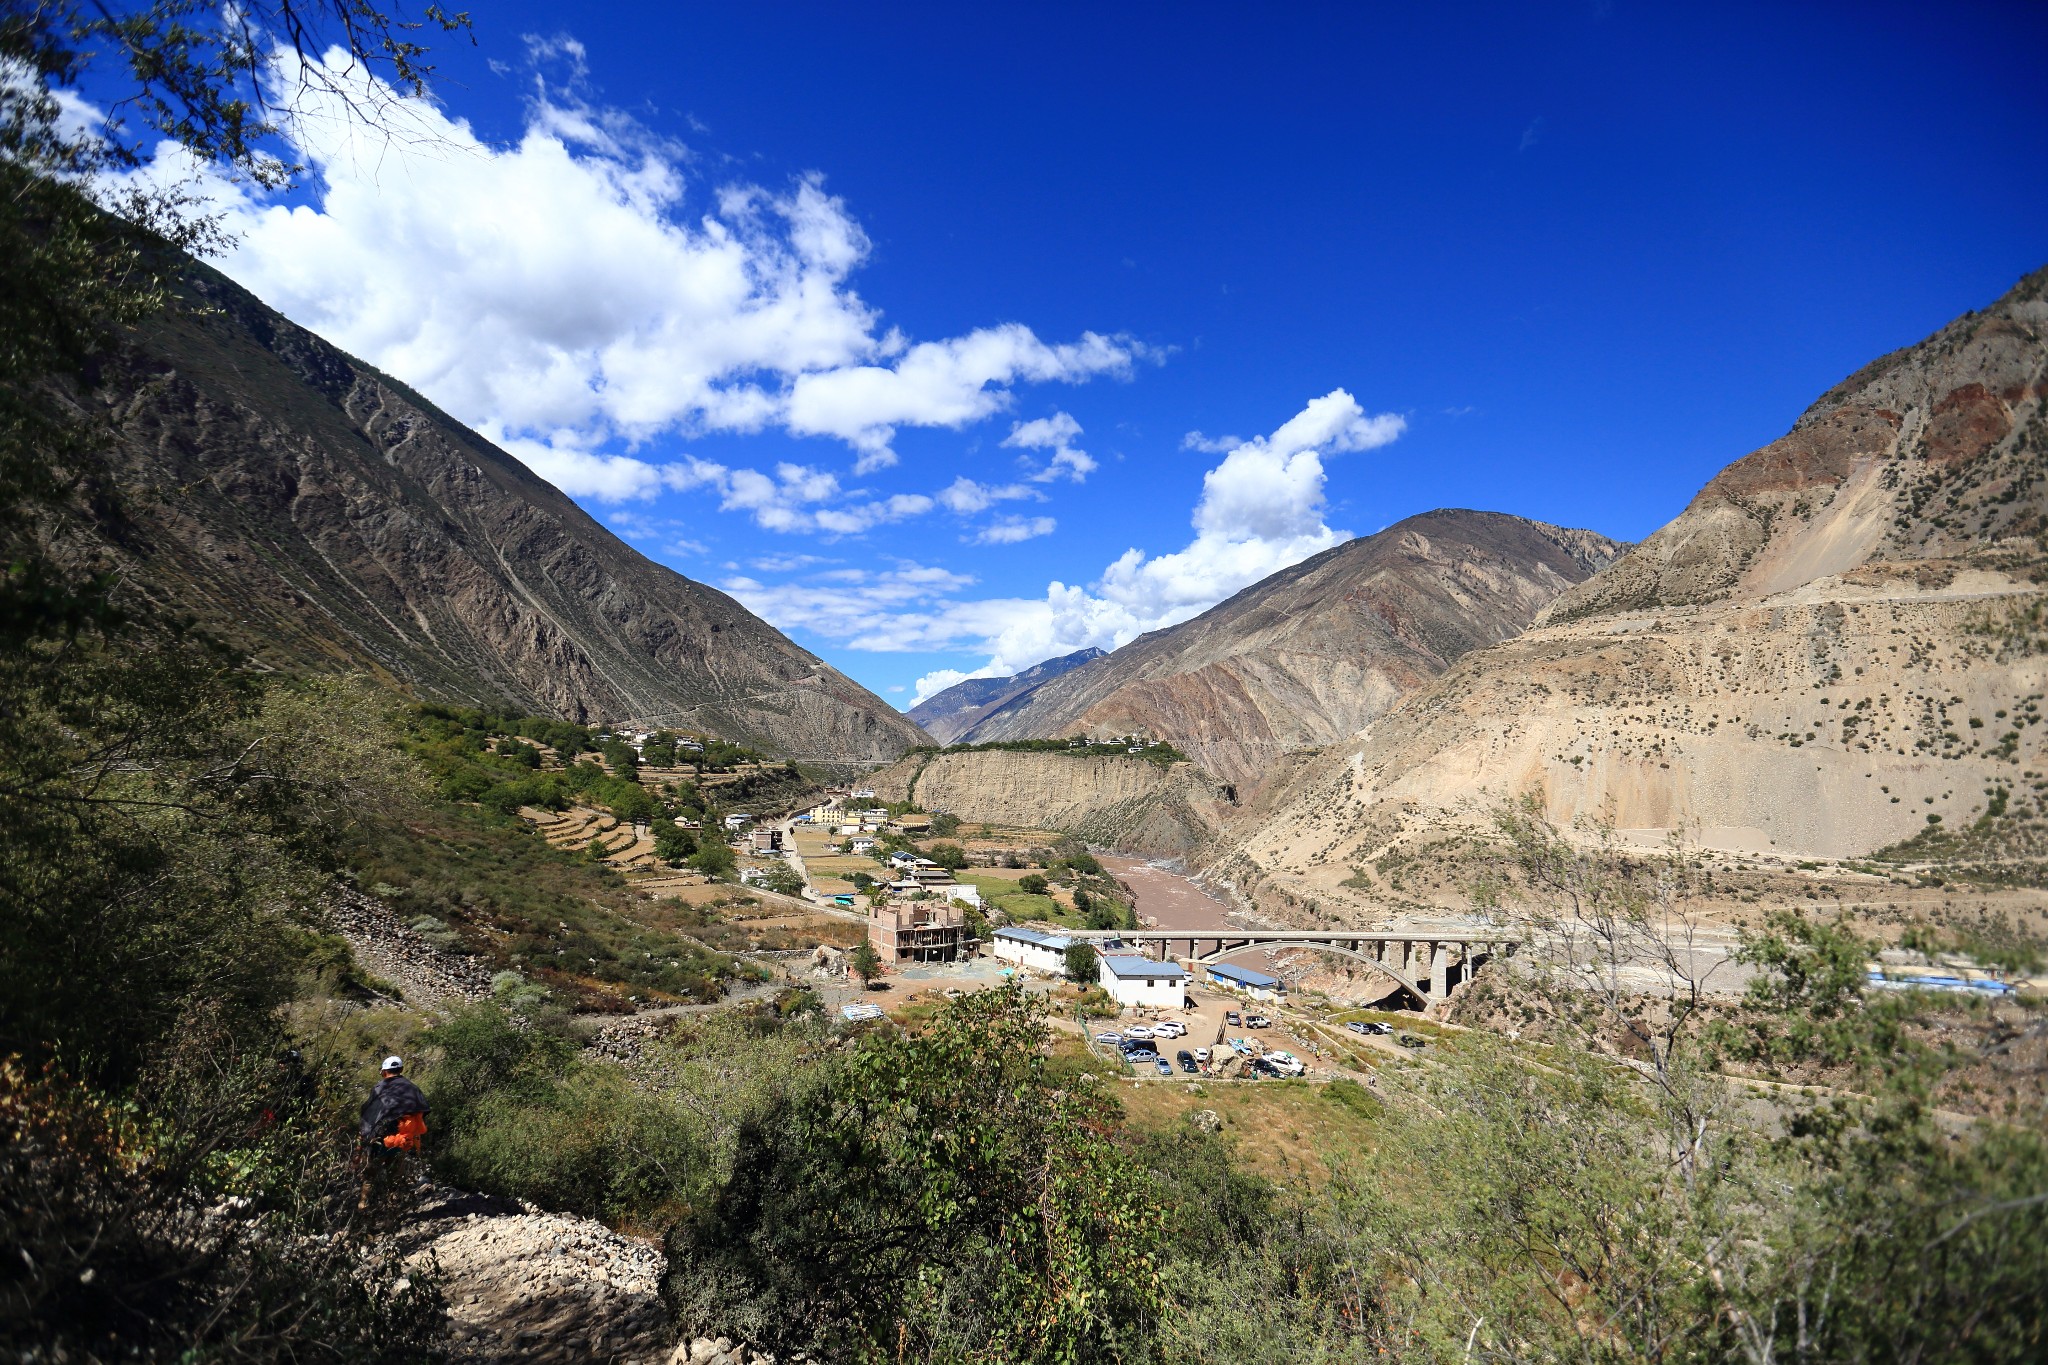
[1115, 1073, 1385, 1184]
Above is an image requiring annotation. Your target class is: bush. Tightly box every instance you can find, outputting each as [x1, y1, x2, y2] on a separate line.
[422, 1004, 704, 1221]
[662, 987, 1164, 1360]
[925, 841, 967, 870]
[1018, 873, 1049, 895]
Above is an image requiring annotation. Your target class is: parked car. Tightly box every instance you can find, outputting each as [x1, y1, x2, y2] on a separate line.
[1396, 1032, 1427, 1049]
[1225, 1011, 1242, 1026]
[1176, 1049, 1198, 1073]
[1154, 1057, 1174, 1076]
[1247, 1058, 1278, 1078]
[1364, 1021, 1393, 1035]
[1245, 1014, 1272, 1029]
[1193, 1047, 1211, 1064]
[1153, 1021, 1187, 1038]
[1123, 1025, 1153, 1040]
[1345, 1020, 1369, 1035]
[1094, 1031, 1123, 1045]
[1267, 1051, 1305, 1077]
[1122, 1042, 1159, 1060]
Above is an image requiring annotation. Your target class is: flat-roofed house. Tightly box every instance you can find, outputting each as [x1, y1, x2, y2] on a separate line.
[1100, 955, 1190, 1009]
[991, 927, 1073, 976]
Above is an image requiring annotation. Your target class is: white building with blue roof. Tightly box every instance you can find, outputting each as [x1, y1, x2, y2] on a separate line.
[1099, 954, 1190, 1008]
[991, 926, 1074, 976]
[1204, 961, 1285, 1002]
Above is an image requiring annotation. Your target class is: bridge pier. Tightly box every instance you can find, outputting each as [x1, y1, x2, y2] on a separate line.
[1430, 942, 1449, 998]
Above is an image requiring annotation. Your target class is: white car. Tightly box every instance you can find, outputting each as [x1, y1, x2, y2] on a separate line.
[1123, 1025, 1153, 1040]
[1193, 1047, 1211, 1064]
[1267, 1051, 1305, 1077]
[1093, 1031, 1123, 1045]
[1152, 1021, 1187, 1038]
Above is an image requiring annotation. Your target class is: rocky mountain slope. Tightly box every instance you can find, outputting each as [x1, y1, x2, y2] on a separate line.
[45, 262, 925, 764]
[868, 749, 1231, 853]
[1207, 265, 2048, 923]
[906, 647, 1105, 743]
[951, 511, 1624, 789]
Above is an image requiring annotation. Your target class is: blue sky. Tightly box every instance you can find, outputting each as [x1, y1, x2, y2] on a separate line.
[163, 1, 2047, 705]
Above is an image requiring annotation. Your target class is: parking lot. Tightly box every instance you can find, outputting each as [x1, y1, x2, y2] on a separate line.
[1077, 984, 1347, 1081]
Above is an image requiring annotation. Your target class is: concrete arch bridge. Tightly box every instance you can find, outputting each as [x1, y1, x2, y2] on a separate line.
[1067, 929, 1514, 1013]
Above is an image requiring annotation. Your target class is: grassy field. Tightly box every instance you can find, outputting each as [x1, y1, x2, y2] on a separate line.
[956, 870, 1082, 926]
[1109, 1063, 1387, 1183]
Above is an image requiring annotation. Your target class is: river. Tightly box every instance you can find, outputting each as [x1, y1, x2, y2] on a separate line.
[1099, 854, 1238, 931]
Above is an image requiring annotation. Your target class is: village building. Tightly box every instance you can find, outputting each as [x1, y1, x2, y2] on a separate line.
[991, 926, 1074, 976]
[1099, 955, 1191, 1009]
[723, 812, 753, 830]
[848, 835, 878, 854]
[867, 898, 967, 963]
[748, 827, 782, 854]
[1204, 961, 1285, 1002]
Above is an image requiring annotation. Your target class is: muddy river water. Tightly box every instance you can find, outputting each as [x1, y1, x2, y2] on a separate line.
[1099, 855, 1238, 931]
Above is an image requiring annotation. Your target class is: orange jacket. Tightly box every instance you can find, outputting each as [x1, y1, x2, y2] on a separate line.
[382, 1111, 428, 1151]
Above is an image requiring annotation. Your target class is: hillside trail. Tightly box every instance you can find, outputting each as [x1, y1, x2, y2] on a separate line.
[381, 1184, 785, 1364]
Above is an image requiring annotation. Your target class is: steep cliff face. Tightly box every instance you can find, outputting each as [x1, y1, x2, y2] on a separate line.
[1209, 266, 2048, 921]
[907, 648, 1106, 744]
[868, 750, 1230, 854]
[955, 511, 1624, 789]
[49, 263, 926, 764]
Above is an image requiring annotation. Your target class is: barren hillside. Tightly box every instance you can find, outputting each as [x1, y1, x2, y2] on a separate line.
[40, 262, 925, 765]
[869, 749, 1232, 853]
[954, 510, 1624, 790]
[1207, 265, 2048, 922]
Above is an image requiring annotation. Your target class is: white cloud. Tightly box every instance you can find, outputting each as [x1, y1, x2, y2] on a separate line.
[935, 477, 1040, 515]
[1179, 430, 1241, 454]
[134, 44, 1144, 503]
[972, 516, 1057, 545]
[909, 668, 976, 705]
[787, 331, 1137, 474]
[899, 389, 1405, 695]
[1002, 410, 1098, 482]
[716, 391, 1404, 703]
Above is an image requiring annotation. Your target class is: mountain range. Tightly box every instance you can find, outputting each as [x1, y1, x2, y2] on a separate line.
[1208, 264, 2048, 913]
[908, 647, 1106, 744]
[43, 262, 926, 765]
[926, 512, 1624, 789]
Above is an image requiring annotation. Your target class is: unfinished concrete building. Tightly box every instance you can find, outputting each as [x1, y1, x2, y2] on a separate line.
[867, 899, 969, 963]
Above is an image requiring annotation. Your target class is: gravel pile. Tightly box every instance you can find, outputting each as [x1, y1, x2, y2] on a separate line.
[325, 887, 495, 1005]
[401, 1192, 671, 1363]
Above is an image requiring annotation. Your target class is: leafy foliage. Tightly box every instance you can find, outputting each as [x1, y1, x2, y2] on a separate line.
[662, 987, 1165, 1362]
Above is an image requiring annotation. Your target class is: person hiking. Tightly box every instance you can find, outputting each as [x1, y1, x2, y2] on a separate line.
[357, 1055, 429, 1213]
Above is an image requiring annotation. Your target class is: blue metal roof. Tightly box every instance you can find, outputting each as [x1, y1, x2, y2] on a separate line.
[995, 926, 1073, 950]
[1206, 962, 1282, 989]
[1101, 954, 1188, 980]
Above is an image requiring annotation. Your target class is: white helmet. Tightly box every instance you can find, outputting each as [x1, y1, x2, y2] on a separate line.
[381, 1055, 404, 1072]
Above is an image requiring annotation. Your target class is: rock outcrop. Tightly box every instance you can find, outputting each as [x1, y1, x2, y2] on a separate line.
[45, 262, 926, 764]
[907, 647, 1106, 744]
[1209, 265, 2048, 920]
[950, 511, 1623, 790]
[398, 1190, 671, 1364]
[869, 749, 1232, 853]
